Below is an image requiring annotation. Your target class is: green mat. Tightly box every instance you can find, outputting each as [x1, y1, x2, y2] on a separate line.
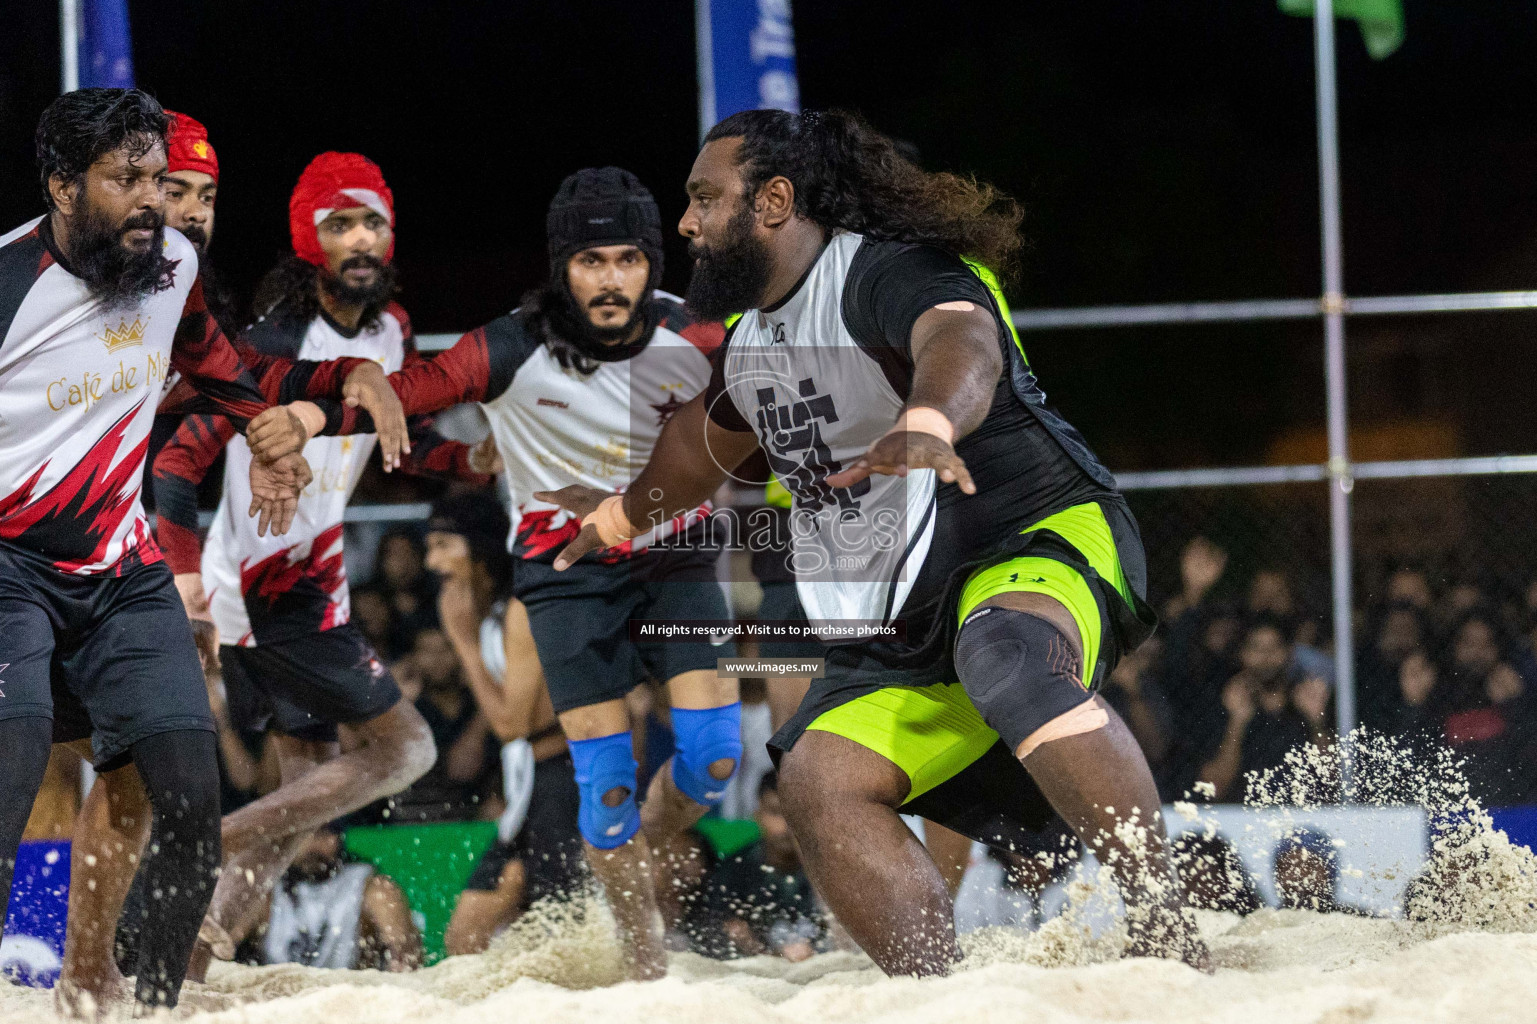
[344, 821, 497, 963]
[341, 816, 763, 962]
[693, 816, 761, 859]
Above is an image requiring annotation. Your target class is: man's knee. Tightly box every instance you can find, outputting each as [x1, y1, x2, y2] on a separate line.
[569, 732, 640, 849]
[954, 605, 1103, 757]
[363, 702, 439, 788]
[669, 703, 743, 807]
[778, 731, 909, 828]
[134, 731, 221, 829]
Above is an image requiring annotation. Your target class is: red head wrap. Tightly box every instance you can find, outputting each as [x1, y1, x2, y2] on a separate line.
[288, 152, 395, 267]
[164, 110, 218, 183]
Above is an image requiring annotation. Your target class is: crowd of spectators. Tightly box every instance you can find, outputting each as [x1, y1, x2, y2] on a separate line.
[1129, 535, 1537, 808]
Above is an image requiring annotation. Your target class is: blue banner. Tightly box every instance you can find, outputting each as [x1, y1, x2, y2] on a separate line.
[696, 0, 799, 141]
[0, 840, 70, 988]
[79, 0, 135, 89]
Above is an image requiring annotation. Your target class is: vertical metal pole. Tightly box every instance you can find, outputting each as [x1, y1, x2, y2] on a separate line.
[60, 0, 79, 92]
[695, 0, 716, 144]
[1314, 1, 1357, 789]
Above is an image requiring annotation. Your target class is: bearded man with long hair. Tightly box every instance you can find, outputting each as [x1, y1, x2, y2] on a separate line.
[539, 108, 1211, 975]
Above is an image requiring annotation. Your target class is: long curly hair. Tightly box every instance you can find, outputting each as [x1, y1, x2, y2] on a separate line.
[705, 108, 1024, 279]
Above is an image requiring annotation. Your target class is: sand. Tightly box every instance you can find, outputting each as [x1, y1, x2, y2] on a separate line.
[4, 730, 1534, 1023]
[4, 908, 1534, 1024]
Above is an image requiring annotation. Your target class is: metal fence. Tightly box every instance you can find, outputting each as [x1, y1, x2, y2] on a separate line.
[377, 4, 1537, 754]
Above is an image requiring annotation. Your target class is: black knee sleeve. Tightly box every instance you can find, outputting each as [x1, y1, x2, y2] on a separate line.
[129, 729, 221, 1008]
[0, 717, 53, 938]
[954, 607, 1093, 751]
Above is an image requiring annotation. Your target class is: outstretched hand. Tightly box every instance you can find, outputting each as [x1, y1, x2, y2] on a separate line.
[533, 484, 616, 570]
[247, 451, 313, 537]
[824, 430, 976, 495]
[342, 361, 410, 471]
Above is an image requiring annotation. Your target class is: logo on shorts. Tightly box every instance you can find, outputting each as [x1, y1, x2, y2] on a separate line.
[0, 663, 9, 698]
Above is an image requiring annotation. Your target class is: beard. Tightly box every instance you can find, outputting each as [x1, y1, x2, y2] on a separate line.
[70, 203, 173, 309]
[179, 222, 209, 253]
[684, 202, 772, 320]
[319, 253, 398, 308]
[576, 289, 643, 344]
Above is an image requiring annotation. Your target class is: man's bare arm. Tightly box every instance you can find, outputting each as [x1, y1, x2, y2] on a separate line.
[536, 394, 760, 570]
[825, 303, 1002, 494]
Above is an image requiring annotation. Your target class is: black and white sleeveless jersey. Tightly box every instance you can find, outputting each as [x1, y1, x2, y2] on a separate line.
[704, 232, 1117, 645]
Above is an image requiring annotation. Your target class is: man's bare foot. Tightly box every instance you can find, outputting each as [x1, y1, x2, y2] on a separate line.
[183, 916, 233, 985]
[1126, 901, 1213, 973]
[54, 962, 130, 1021]
[618, 935, 668, 982]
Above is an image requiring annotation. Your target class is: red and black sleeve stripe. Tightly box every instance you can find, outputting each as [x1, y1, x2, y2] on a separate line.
[151, 412, 237, 573]
[170, 276, 272, 429]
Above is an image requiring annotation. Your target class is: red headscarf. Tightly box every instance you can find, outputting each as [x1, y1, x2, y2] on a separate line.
[164, 110, 218, 182]
[288, 152, 395, 267]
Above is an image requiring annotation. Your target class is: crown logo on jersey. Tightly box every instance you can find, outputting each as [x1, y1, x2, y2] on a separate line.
[100, 316, 147, 353]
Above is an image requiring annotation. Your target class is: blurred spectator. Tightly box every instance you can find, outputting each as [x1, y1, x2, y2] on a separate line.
[1159, 537, 1240, 709]
[1272, 829, 1369, 915]
[243, 828, 422, 971]
[1187, 617, 1335, 803]
[1431, 578, 1486, 639]
[1102, 636, 1173, 770]
[1419, 611, 1537, 803]
[1246, 567, 1332, 683]
[372, 529, 439, 639]
[351, 585, 400, 660]
[1170, 832, 1263, 915]
[684, 773, 824, 961]
[1356, 603, 1432, 735]
[1164, 535, 1229, 624]
[1385, 568, 1433, 612]
[383, 629, 499, 823]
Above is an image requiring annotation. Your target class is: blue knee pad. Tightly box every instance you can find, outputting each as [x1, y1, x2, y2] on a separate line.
[568, 732, 641, 850]
[669, 702, 744, 806]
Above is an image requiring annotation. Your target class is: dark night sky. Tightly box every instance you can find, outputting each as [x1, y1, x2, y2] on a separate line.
[4, 1, 1537, 469]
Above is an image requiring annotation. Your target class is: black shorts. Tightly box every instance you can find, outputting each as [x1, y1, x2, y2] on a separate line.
[757, 580, 822, 660]
[219, 623, 401, 743]
[0, 542, 213, 769]
[514, 550, 736, 714]
[464, 752, 584, 904]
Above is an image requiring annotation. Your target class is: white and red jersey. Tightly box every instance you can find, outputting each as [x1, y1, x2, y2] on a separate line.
[153, 303, 479, 645]
[368, 293, 723, 562]
[0, 217, 276, 575]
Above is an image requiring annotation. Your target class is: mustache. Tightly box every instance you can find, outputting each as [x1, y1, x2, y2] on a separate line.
[122, 209, 164, 232]
[588, 291, 632, 309]
[337, 254, 385, 274]
[179, 223, 208, 249]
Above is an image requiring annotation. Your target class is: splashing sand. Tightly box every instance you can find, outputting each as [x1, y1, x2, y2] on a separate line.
[4, 731, 1534, 1023]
